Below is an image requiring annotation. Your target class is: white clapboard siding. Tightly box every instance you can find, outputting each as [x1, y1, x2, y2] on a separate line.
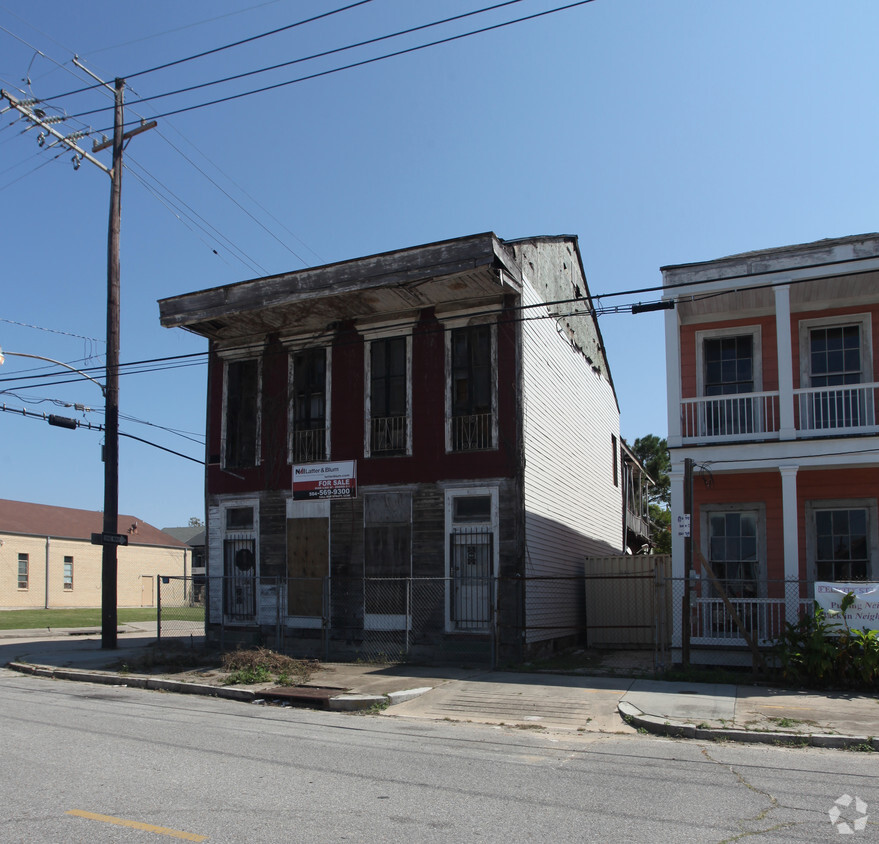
[520, 278, 623, 645]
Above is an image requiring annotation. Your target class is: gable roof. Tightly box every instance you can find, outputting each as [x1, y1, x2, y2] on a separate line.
[162, 526, 205, 546]
[0, 499, 186, 548]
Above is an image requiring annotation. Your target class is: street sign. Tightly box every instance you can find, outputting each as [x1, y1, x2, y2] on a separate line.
[91, 532, 129, 546]
[676, 514, 691, 538]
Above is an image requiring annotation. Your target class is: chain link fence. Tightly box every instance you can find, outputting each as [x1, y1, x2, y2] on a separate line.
[155, 571, 866, 668]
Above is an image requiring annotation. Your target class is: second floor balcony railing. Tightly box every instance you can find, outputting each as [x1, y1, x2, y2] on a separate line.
[796, 382, 877, 434]
[451, 412, 493, 451]
[371, 415, 407, 454]
[680, 382, 879, 443]
[292, 426, 327, 463]
[681, 391, 780, 442]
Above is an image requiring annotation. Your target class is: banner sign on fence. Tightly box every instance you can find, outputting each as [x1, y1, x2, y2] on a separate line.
[814, 582, 879, 632]
[293, 460, 357, 500]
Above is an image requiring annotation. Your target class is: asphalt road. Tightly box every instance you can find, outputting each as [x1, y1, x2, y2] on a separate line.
[2, 668, 877, 843]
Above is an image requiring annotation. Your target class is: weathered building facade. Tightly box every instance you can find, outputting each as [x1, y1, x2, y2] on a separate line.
[160, 233, 632, 662]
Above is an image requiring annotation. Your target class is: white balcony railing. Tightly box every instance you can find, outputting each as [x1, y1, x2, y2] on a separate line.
[681, 382, 879, 443]
[680, 391, 780, 442]
[795, 382, 878, 434]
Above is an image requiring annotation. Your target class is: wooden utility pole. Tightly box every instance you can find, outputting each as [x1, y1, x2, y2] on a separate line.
[100, 79, 124, 649]
[2, 70, 155, 650]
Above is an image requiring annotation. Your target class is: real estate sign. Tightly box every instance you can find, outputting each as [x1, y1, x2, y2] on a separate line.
[293, 461, 357, 501]
[814, 582, 879, 633]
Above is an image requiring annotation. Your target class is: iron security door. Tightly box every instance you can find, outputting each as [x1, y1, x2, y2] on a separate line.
[450, 528, 493, 631]
[224, 534, 256, 621]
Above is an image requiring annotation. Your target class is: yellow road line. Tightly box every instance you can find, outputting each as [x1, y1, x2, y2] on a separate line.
[66, 810, 208, 841]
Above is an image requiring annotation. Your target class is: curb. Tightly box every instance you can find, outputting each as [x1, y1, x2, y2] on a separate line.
[617, 701, 879, 750]
[6, 663, 432, 711]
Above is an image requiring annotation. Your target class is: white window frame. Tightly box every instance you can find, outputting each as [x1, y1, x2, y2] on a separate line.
[443, 485, 499, 633]
[805, 498, 878, 583]
[798, 313, 873, 387]
[220, 354, 262, 470]
[63, 555, 74, 591]
[287, 345, 332, 464]
[218, 497, 260, 624]
[363, 332, 412, 458]
[699, 503, 767, 596]
[695, 325, 763, 397]
[444, 319, 498, 453]
[17, 553, 28, 591]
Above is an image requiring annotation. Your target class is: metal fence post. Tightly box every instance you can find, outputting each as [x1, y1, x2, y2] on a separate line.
[156, 578, 162, 643]
[276, 576, 282, 652]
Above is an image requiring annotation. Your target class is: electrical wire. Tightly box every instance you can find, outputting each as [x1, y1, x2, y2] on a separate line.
[66, 0, 531, 117]
[75, 1, 600, 130]
[46, 0, 380, 99]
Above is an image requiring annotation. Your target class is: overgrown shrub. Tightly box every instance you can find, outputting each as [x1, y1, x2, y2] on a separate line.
[774, 592, 879, 689]
[221, 647, 320, 687]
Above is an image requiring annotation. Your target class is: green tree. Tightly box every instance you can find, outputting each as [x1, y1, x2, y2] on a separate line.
[631, 435, 671, 553]
[631, 434, 670, 507]
[188, 516, 204, 528]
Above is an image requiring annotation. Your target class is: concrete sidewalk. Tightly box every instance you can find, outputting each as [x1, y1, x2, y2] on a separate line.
[2, 626, 877, 748]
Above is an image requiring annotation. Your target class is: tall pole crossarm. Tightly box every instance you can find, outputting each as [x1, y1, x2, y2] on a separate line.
[0, 90, 111, 175]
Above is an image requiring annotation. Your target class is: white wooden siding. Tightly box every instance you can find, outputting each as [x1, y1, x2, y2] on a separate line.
[520, 278, 623, 645]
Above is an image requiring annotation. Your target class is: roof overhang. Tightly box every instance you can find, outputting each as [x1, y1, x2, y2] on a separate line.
[159, 232, 523, 342]
[661, 233, 879, 323]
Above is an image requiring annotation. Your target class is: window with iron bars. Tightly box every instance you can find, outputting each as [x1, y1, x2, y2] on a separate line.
[450, 324, 493, 451]
[291, 347, 327, 463]
[370, 337, 408, 455]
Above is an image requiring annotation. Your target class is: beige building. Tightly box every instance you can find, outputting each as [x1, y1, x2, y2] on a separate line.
[0, 499, 188, 610]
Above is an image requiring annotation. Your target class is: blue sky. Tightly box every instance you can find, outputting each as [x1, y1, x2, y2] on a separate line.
[1, 0, 877, 529]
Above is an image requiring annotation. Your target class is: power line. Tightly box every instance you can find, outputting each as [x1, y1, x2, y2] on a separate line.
[0, 402, 204, 464]
[73, 1, 599, 130]
[65, 0, 530, 118]
[47, 0, 380, 99]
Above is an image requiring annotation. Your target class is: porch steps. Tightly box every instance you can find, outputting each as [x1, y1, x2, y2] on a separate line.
[262, 685, 348, 709]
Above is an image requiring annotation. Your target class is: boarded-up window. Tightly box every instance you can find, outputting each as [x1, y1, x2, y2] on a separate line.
[364, 492, 411, 615]
[287, 517, 328, 616]
[225, 358, 259, 468]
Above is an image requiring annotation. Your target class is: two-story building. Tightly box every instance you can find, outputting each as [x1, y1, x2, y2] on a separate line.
[663, 233, 879, 663]
[160, 232, 640, 664]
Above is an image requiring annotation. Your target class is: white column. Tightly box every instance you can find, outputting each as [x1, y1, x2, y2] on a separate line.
[669, 465, 685, 649]
[665, 304, 683, 448]
[774, 284, 795, 440]
[780, 464, 800, 622]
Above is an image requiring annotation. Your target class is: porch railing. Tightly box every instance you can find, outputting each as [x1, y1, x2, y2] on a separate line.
[690, 595, 813, 645]
[681, 382, 879, 442]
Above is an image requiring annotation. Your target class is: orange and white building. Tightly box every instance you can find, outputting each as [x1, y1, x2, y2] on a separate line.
[663, 234, 879, 661]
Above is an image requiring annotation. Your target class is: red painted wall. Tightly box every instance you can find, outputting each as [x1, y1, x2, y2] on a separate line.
[207, 306, 520, 496]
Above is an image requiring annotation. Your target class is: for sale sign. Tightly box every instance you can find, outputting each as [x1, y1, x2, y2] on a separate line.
[293, 461, 357, 501]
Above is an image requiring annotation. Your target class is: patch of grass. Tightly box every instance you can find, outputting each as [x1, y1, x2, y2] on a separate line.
[0, 606, 204, 630]
[845, 741, 876, 753]
[771, 717, 801, 729]
[223, 665, 272, 685]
